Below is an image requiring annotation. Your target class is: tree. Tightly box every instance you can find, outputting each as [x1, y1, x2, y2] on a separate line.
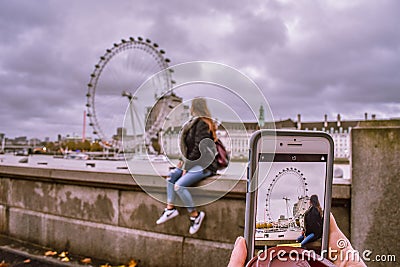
[90, 141, 103, 152]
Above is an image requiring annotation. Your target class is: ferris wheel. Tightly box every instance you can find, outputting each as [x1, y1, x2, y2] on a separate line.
[85, 37, 173, 149]
[265, 167, 309, 221]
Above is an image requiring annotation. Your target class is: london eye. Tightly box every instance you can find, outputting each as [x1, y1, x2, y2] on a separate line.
[265, 167, 309, 222]
[85, 37, 173, 150]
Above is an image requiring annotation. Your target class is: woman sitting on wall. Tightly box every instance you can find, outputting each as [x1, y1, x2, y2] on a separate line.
[156, 97, 218, 234]
[297, 194, 323, 247]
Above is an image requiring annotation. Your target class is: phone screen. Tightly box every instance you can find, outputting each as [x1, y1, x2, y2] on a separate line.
[254, 152, 327, 254]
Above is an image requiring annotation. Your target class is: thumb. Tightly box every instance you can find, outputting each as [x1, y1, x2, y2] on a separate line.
[228, 237, 247, 267]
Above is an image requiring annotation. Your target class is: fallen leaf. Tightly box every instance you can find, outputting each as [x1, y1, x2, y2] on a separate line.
[44, 251, 57, 256]
[58, 251, 68, 258]
[61, 257, 70, 262]
[23, 259, 31, 263]
[81, 258, 92, 264]
[0, 260, 9, 267]
[128, 259, 138, 267]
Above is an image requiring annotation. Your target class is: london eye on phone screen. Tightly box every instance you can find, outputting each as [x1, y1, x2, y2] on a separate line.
[254, 152, 327, 253]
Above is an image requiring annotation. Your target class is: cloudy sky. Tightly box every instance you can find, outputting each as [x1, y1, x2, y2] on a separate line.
[1, 0, 399, 140]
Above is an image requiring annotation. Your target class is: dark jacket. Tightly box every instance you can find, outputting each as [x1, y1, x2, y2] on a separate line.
[180, 117, 218, 174]
[304, 206, 323, 240]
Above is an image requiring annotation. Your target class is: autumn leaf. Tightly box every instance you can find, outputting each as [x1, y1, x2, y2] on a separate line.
[60, 257, 70, 262]
[44, 251, 57, 256]
[23, 259, 31, 263]
[0, 260, 9, 267]
[58, 251, 68, 258]
[81, 258, 92, 264]
[128, 259, 138, 267]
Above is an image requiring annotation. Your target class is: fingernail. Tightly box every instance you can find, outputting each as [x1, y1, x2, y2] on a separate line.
[234, 236, 242, 247]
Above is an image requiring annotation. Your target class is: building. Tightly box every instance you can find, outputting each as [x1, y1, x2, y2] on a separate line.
[0, 133, 4, 153]
[161, 108, 398, 159]
[217, 113, 358, 159]
[297, 114, 358, 159]
[14, 136, 28, 145]
[29, 138, 42, 147]
[145, 93, 189, 154]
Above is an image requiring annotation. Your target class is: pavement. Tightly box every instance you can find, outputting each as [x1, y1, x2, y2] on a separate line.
[0, 235, 125, 267]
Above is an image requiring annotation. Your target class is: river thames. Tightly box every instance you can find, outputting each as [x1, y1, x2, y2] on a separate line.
[0, 153, 350, 180]
[0, 154, 248, 177]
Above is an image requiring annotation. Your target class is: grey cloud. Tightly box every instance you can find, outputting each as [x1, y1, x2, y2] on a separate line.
[255, 0, 400, 120]
[0, 0, 399, 140]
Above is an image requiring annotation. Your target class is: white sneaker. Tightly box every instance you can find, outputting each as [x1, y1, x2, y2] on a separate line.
[156, 208, 179, 224]
[189, 211, 205, 234]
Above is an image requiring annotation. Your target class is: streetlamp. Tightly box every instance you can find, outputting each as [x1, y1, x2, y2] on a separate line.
[283, 197, 291, 219]
[122, 91, 138, 153]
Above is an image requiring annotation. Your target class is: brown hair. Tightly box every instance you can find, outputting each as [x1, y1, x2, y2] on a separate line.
[310, 194, 323, 217]
[191, 97, 217, 141]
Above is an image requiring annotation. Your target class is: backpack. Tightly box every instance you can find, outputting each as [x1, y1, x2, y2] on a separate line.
[215, 138, 229, 170]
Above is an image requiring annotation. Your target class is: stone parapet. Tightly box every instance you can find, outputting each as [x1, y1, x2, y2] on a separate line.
[0, 165, 350, 266]
[351, 126, 400, 267]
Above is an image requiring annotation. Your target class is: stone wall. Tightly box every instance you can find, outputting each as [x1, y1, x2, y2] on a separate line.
[0, 165, 350, 266]
[0, 166, 245, 267]
[351, 126, 400, 267]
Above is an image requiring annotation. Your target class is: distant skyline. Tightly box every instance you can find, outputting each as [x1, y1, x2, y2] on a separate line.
[1, 0, 399, 140]
[1, 111, 389, 141]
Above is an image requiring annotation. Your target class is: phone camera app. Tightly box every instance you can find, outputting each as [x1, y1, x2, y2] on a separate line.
[255, 153, 326, 254]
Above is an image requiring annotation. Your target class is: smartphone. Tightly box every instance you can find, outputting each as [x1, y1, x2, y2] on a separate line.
[245, 130, 334, 262]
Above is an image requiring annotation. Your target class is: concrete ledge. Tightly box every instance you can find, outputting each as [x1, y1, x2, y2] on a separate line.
[183, 238, 232, 267]
[0, 165, 350, 199]
[9, 207, 185, 266]
[0, 165, 246, 197]
[332, 182, 351, 200]
[4, 178, 119, 225]
[2, 176, 246, 243]
[0, 205, 7, 233]
[0, 163, 351, 265]
[351, 127, 400, 266]
[119, 191, 246, 243]
[0, 177, 9, 204]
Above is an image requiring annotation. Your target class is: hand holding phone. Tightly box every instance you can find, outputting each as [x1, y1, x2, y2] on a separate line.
[244, 130, 334, 263]
[229, 214, 367, 266]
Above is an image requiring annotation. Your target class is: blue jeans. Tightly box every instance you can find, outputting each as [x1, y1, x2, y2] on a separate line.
[167, 165, 211, 212]
[297, 233, 315, 247]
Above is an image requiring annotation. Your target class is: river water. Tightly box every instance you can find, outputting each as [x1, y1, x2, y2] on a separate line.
[0, 154, 248, 177]
[0, 154, 350, 179]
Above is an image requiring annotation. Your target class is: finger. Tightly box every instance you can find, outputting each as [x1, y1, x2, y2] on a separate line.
[329, 213, 346, 249]
[338, 259, 348, 267]
[329, 213, 344, 264]
[329, 212, 339, 233]
[329, 213, 355, 266]
[228, 236, 247, 267]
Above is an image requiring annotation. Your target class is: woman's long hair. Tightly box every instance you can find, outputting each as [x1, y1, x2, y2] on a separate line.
[310, 194, 323, 217]
[191, 97, 217, 141]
